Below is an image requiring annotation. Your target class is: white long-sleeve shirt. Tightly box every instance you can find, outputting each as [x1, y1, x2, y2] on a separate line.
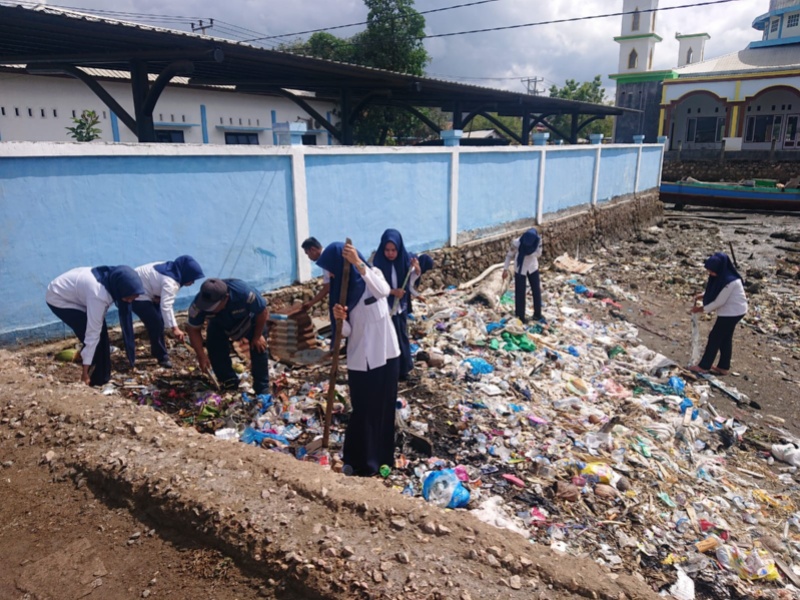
[45, 267, 113, 366]
[135, 262, 182, 329]
[504, 236, 543, 275]
[340, 266, 400, 371]
[704, 279, 748, 317]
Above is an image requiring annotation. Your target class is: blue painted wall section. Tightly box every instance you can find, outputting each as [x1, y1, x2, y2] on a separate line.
[458, 152, 539, 232]
[0, 144, 662, 344]
[0, 154, 295, 343]
[110, 112, 120, 142]
[200, 104, 209, 144]
[305, 153, 451, 259]
[544, 149, 596, 213]
[597, 147, 640, 203]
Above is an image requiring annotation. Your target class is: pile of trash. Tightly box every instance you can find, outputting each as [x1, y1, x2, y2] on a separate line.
[36, 237, 800, 599]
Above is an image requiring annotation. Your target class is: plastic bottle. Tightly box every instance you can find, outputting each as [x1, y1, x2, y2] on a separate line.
[423, 469, 469, 508]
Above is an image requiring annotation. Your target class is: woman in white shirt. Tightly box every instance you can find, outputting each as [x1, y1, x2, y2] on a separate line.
[133, 256, 205, 368]
[503, 228, 544, 323]
[46, 265, 144, 386]
[317, 241, 400, 477]
[689, 253, 748, 376]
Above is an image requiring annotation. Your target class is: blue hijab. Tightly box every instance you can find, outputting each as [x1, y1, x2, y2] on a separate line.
[417, 254, 434, 275]
[373, 229, 411, 312]
[703, 253, 742, 305]
[517, 228, 541, 271]
[154, 255, 205, 285]
[91, 266, 144, 367]
[316, 242, 368, 322]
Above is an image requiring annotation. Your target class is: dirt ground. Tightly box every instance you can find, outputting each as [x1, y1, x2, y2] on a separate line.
[1, 204, 799, 600]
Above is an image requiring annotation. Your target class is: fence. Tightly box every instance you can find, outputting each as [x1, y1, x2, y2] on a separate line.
[0, 140, 664, 343]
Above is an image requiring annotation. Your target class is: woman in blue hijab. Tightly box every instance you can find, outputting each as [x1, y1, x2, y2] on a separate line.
[503, 228, 544, 323]
[372, 229, 417, 381]
[318, 241, 400, 476]
[133, 255, 205, 368]
[689, 253, 748, 375]
[46, 265, 144, 385]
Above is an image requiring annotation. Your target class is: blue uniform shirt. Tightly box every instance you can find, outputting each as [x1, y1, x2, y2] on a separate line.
[188, 279, 267, 340]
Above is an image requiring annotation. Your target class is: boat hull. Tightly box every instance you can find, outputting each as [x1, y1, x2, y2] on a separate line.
[660, 182, 800, 211]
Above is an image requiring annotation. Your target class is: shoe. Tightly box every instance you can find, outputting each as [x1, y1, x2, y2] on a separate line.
[158, 358, 173, 368]
[533, 314, 547, 324]
[687, 365, 708, 374]
[711, 367, 729, 376]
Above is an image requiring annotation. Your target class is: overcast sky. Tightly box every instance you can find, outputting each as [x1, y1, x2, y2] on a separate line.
[34, 0, 768, 97]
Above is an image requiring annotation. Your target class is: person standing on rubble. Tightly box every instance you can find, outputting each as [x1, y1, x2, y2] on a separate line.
[408, 253, 434, 315]
[300, 237, 330, 313]
[186, 278, 270, 394]
[132, 255, 205, 369]
[689, 252, 748, 376]
[503, 228, 544, 323]
[317, 241, 400, 477]
[372, 229, 419, 381]
[46, 265, 144, 386]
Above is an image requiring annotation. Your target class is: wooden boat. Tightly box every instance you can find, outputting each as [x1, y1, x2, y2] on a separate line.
[660, 178, 800, 211]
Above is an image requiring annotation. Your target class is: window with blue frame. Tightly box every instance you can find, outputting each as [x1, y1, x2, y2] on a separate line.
[788, 13, 799, 28]
[155, 130, 185, 143]
[225, 132, 259, 145]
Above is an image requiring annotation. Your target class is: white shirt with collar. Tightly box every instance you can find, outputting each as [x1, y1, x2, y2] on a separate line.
[340, 266, 400, 372]
[135, 262, 182, 329]
[46, 267, 113, 366]
[704, 279, 748, 317]
[504, 236, 543, 275]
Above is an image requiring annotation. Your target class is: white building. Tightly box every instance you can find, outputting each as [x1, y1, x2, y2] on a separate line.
[661, 0, 800, 151]
[0, 66, 338, 145]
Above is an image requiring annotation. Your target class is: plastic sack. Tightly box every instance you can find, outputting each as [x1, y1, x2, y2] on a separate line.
[581, 462, 623, 488]
[772, 443, 800, 467]
[422, 469, 470, 508]
[462, 357, 494, 375]
[669, 567, 695, 600]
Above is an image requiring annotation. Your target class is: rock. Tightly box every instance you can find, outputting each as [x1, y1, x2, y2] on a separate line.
[509, 575, 522, 590]
[396, 551, 410, 564]
[486, 546, 502, 557]
[341, 546, 355, 558]
[390, 518, 407, 531]
[420, 521, 437, 535]
[436, 524, 451, 536]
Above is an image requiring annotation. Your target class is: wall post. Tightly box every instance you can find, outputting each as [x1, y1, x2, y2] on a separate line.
[290, 147, 311, 282]
[537, 148, 546, 224]
[591, 145, 602, 206]
[448, 146, 460, 246]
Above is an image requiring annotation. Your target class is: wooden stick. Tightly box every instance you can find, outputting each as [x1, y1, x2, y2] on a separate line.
[391, 267, 415, 316]
[322, 238, 352, 449]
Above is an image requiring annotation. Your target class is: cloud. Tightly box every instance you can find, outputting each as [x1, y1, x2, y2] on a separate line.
[30, 0, 767, 99]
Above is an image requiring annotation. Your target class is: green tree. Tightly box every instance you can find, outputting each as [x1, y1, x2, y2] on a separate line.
[280, 0, 432, 145]
[547, 76, 613, 142]
[65, 109, 102, 142]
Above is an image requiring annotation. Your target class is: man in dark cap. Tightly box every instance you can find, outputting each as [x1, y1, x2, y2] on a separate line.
[186, 278, 270, 394]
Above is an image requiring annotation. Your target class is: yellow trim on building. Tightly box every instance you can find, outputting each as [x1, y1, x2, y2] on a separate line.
[734, 80, 742, 101]
[730, 105, 740, 136]
[658, 108, 665, 137]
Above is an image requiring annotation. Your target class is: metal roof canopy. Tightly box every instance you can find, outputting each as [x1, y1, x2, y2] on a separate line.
[0, 4, 629, 144]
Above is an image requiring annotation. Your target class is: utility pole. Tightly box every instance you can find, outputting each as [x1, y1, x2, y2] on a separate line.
[190, 19, 215, 35]
[521, 76, 544, 96]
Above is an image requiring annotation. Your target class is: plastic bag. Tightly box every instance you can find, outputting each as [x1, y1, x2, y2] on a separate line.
[715, 544, 780, 581]
[240, 426, 289, 447]
[422, 469, 470, 508]
[462, 357, 494, 375]
[772, 443, 800, 467]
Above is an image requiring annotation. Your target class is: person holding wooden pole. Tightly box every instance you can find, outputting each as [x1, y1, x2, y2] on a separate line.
[316, 240, 400, 477]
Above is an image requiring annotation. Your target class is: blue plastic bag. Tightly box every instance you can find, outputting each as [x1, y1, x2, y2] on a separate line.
[668, 376, 686, 395]
[422, 469, 470, 508]
[462, 357, 494, 375]
[240, 426, 288, 447]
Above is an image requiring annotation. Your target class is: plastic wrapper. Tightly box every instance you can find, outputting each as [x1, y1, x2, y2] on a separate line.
[422, 468, 470, 508]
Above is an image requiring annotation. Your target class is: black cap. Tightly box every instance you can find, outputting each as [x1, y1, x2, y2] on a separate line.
[194, 278, 228, 311]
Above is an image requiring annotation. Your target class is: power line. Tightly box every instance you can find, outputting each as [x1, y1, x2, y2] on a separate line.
[426, 0, 747, 39]
[241, 0, 502, 43]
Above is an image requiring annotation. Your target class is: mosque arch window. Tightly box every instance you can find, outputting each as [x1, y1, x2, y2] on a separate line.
[628, 49, 639, 69]
[632, 9, 641, 31]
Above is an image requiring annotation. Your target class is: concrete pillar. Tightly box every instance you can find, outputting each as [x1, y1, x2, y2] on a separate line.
[532, 132, 550, 146]
[657, 136, 669, 145]
[441, 129, 463, 147]
[275, 122, 307, 146]
[589, 133, 604, 145]
[633, 134, 646, 144]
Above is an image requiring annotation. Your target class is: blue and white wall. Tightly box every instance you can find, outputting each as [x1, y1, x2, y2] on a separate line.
[0, 140, 664, 344]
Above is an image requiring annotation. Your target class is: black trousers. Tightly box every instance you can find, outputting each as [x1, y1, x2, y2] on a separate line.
[514, 270, 543, 322]
[206, 320, 270, 395]
[131, 300, 168, 362]
[699, 315, 744, 370]
[391, 312, 413, 380]
[47, 303, 111, 386]
[343, 357, 399, 476]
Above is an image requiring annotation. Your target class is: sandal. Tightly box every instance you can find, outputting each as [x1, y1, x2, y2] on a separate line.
[711, 367, 729, 376]
[687, 365, 708, 374]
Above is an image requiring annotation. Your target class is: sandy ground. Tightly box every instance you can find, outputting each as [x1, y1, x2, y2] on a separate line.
[1, 205, 798, 600]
